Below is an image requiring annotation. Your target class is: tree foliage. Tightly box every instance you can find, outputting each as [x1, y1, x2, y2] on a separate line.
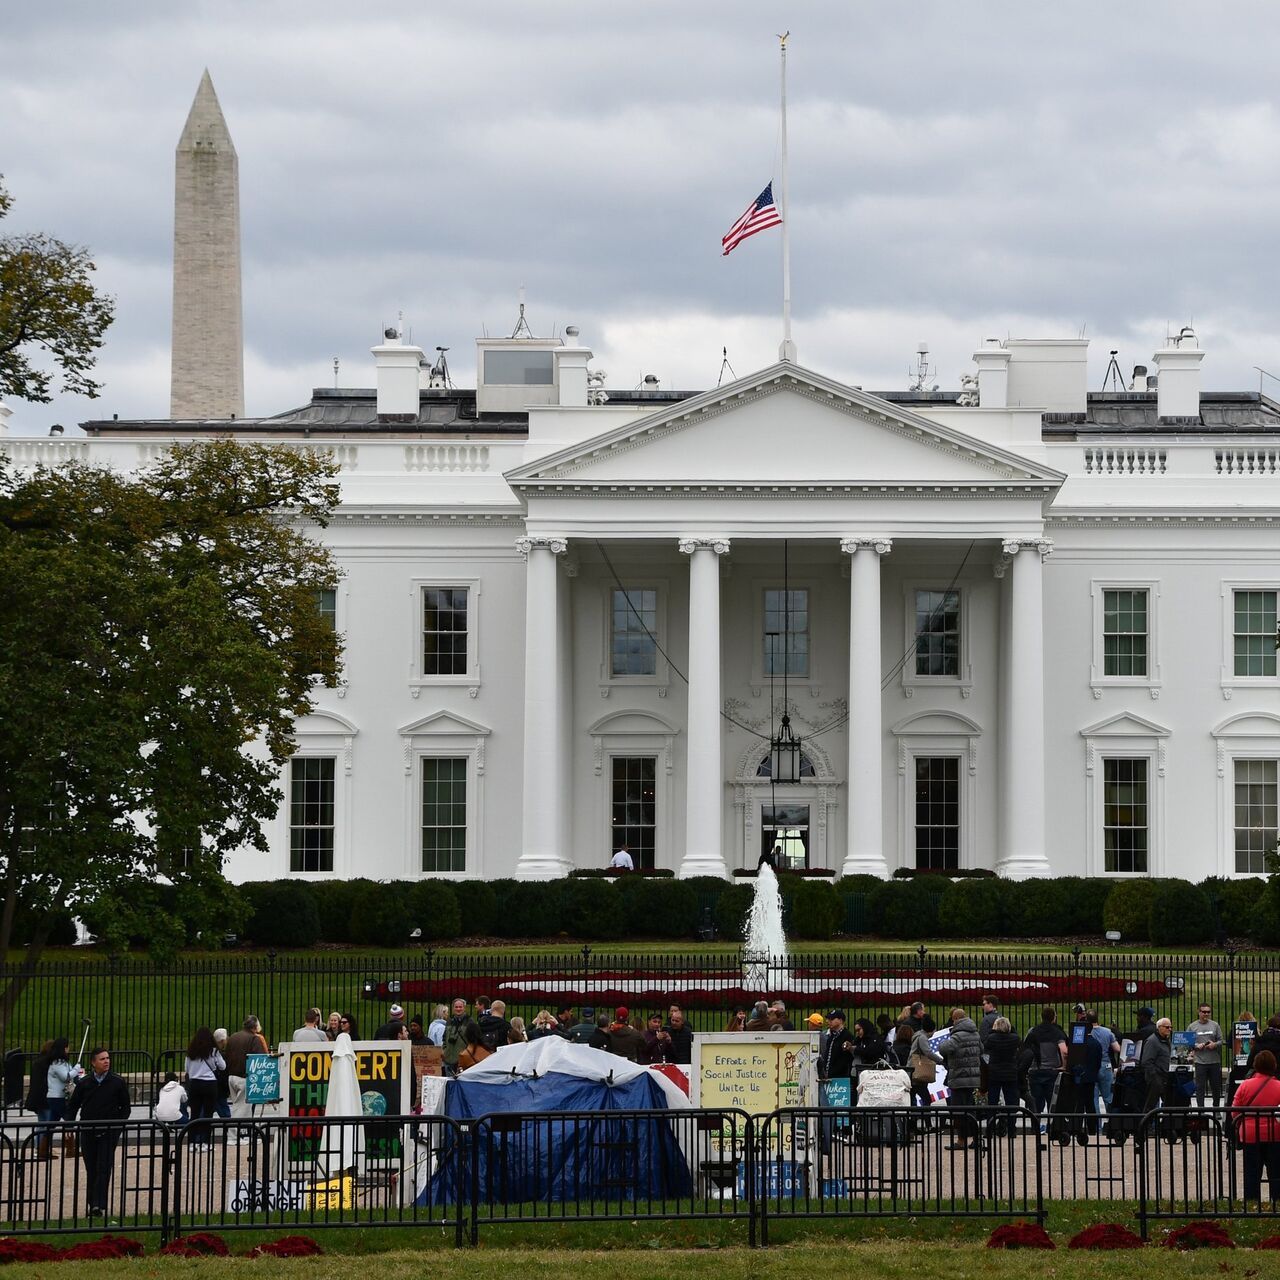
[0, 175, 116, 402]
[0, 442, 341, 1006]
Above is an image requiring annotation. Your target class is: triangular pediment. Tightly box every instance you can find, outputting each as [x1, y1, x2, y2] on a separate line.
[1080, 712, 1171, 738]
[399, 710, 491, 737]
[507, 363, 1063, 494]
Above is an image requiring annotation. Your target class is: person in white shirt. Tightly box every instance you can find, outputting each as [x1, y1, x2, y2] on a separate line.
[609, 844, 634, 871]
[154, 1074, 189, 1125]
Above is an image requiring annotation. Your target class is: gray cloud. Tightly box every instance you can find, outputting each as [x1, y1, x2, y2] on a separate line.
[4, 0, 1280, 432]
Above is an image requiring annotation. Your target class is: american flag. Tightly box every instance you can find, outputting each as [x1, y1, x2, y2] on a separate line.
[721, 182, 783, 256]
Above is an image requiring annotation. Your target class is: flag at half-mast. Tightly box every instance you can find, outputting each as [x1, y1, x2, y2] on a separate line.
[721, 181, 782, 256]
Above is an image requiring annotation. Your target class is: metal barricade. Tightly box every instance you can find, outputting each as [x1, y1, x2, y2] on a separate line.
[756, 1105, 1044, 1246]
[466, 1106, 756, 1247]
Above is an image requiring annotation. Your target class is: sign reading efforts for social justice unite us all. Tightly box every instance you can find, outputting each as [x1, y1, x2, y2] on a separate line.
[281, 1041, 410, 1164]
[691, 1032, 819, 1114]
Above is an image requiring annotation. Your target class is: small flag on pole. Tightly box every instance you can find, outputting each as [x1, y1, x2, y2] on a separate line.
[721, 182, 783, 256]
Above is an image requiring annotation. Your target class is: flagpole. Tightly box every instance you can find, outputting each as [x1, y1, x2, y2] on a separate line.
[778, 31, 796, 362]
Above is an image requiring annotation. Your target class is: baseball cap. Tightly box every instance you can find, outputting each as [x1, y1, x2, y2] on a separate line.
[1137, 1006, 1155, 1017]
[615, 1006, 629, 1021]
[389, 1003, 404, 1018]
[826, 1009, 846, 1022]
[1073, 1003, 1086, 1014]
[582, 1005, 595, 1020]
[806, 1013, 824, 1029]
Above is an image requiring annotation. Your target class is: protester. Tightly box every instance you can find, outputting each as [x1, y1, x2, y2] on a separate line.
[222, 1016, 263, 1129]
[64, 1048, 132, 1223]
[1232, 1048, 1280, 1203]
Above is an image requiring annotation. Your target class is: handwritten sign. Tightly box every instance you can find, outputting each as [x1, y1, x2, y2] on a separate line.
[245, 1054, 280, 1105]
[691, 1032, 818, 1114]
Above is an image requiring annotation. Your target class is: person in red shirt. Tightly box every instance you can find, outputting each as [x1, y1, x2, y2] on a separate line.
[1232, 1049, 1280, 1203]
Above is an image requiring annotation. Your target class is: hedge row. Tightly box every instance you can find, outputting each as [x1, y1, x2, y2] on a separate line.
[237, 872, 1276, 947]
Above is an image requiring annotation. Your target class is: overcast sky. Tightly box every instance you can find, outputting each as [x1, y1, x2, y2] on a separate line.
[5, 1, 1280, 433]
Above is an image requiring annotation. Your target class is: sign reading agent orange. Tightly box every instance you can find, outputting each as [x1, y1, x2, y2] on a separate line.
[277, 1041, 411, 1163]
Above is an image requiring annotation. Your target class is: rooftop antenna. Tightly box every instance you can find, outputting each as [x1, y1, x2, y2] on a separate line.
[717, 346, 737, 387]
[1102, 349, 1125, 393]
[908, 343, 937, 392]
[332, 356, 340, 389]
[429, 346, 453, 389]
[510, 285, 534, 339]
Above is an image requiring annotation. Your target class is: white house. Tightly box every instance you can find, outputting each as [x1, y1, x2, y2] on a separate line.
[6, 324, 1279, 885]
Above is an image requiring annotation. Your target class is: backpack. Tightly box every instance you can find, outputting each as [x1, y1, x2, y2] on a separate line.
[479, 1020, 504, 1053]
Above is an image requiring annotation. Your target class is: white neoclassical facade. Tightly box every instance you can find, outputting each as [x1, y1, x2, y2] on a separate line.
[7, 326, 1280, 884]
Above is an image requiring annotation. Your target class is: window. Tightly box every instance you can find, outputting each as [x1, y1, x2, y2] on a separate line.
[611, 756, 656, 869]
[756, 752, 817, 779]
[315, 588, 337, 630]
[1234, 590, 1277, 678]
[423, 587, 468, 676]
[761, 804, 810, 870]
[1234, 759, 1277, 875]
[421, 757, 466, 873]
[484, 349, 554, 385]
[1103, 589, 1148, 677]
[914, 590, 960, 677]
[764, 588, 809, 677]
[611, 588, 657, 676]
[290, 757, 335, 873]
[914, 757, 959, 869]
[1104, 758, 1148, 874]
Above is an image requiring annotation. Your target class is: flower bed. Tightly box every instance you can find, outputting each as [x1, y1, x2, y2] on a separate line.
[986, 1222, 1055, 1249]
[161, 1232, 229, 1257]
[61, 1236, 146, 1261]
[249, 1235, 324, 1258]
[1255, 1236, 1280, 1249]
[1068, 1223, 1145, 1249]
[0, 1239, 61, 1264]
[1164, 1221, 1234, 1250]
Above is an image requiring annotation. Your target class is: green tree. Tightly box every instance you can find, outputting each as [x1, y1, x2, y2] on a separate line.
[0, 176, 115, 402]
[0, 441, 342, 1032]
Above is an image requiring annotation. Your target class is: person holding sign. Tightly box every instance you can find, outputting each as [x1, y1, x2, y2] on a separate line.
[1186, 1004, 1225, 1110]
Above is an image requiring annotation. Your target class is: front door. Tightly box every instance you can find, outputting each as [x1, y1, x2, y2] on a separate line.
[761, 803, 809, 870]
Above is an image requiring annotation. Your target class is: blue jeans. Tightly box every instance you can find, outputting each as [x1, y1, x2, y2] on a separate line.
[1029, 1069, 1058, 1116]
[1095, 1065, 1114, 1112]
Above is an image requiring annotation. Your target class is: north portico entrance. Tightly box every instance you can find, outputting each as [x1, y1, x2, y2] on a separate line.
[505, 361, 1064, 882]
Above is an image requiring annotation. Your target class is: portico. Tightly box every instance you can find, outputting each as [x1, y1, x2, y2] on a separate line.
[505, 363, 1064, 881]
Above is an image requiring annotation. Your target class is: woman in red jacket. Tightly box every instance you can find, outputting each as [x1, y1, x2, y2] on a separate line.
[1232, 1049, 1280, 1203]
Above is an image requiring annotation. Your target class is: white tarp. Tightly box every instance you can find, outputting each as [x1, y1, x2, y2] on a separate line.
[322, 1032, 365, 1177]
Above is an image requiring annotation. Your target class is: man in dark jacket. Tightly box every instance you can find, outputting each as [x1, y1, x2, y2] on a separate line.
[64, 1047, 131, 1221]
[662, 1008, 694, 1065]
[568, 1007, 598, 1045]
[819, 1011, 853, 1082]
[1140, 1017, 1174, 1113]
[477, 1000, 512, 1052]
[940, 1009, 982, 1147]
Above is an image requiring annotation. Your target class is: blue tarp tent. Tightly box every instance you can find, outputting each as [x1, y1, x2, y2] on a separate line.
[423, 1048, 692, 1205]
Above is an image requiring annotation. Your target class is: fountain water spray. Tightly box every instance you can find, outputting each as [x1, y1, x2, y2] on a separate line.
[743, 863, 789, 990]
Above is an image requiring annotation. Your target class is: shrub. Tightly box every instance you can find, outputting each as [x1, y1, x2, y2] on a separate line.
[557, 878, 624, 940]
[249, 1235, 323, 1257]
[937, 877, 1007, 938]
[986, 1222, 1054, 1249]
[869, 878, 942, 939]
[1104, 878, 1159, 942]
[1198, 875, 1265, 935]
[1255, 1235, 1280, 1249]
[1004, 878, 1077, 937]
[309, 878, 358, 943]
[1049, 876, 1113, 935]
[1148, 879, 1212, 946]
[62, 1235, 146, 1260]
[406, 879, 462, 941]
[612, 876, 699, 938]
[1249, 877, 1280, 947]
[714, 884, 756, 942]
[785, 878, 841, 940]
[0, 1238, 61, 1262]
[486, 880, 562, 938]
[1068, 1223, 1145, 1249]
[1163, 1221, 1233, 1250]
[451, 879, 497, 937]
[347, 881, 413, 947]
[161, 1232, 229, 1257]
[834, 874, 884, 898]
[240, 881, 320, 948]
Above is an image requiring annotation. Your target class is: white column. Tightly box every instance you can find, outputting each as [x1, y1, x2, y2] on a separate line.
[998, 538, 1053, 880]
[515, 536, 571, 879]
[840, 538, 892, 878]
[678, 537, 730, 878]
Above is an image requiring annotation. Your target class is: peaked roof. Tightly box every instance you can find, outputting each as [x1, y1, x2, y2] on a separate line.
[506, 361, 1064, 495]
[177, 69, 236, 155]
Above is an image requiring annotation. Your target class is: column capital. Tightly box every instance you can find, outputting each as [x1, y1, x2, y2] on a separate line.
[678, 537, 730, 556]
[515, 535, 568, 559]
[840, 537, 893, 556]
[1000, 537, 1053, 561]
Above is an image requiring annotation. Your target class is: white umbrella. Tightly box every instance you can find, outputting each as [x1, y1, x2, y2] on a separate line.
[322, 1032, 364, 1179]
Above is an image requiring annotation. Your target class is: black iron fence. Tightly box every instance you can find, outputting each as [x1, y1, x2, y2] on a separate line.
[0, 1106, 1275, 1245]
[2, 947, 1276, 1066]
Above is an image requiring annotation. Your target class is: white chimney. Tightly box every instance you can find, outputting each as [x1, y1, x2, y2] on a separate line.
[1153, 328, 1203, 420]
[0, 402, 11, 436]
[973, 338, 1011, 408]
[370, 327, 424, 419]
[555, 325, 592, 408]
[1004, 338, 1089, 414]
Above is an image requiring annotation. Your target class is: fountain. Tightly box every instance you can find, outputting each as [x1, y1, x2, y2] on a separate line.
[742, 863, 789, 990]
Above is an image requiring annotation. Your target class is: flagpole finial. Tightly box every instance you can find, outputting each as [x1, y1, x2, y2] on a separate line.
[778, 31, 789, 48]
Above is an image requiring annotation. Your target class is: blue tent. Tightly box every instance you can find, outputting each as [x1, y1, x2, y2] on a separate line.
[424, 1068, 692, 1205]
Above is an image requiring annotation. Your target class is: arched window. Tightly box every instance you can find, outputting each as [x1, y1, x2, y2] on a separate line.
[757, 752, 816, 779]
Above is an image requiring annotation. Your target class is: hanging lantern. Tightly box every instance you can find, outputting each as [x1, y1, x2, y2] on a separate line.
[769, 714, 803, 784]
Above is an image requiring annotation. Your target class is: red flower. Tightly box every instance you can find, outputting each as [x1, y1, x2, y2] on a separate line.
[987, 1222, 1055, 1249]
[62, 1235, 146, 1260]
[1164, 1221, 1235, 1250]
[249, 1235, 324, 1258]
[1068, 1223, 1145, 1250]
[162, 1232, 229, 1257]
[0, 1238, 61, 1263]
[1255, 1236, 1280, 1250]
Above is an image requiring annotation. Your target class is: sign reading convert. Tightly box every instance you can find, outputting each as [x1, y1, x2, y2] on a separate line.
[278, 1040, 411, 1164]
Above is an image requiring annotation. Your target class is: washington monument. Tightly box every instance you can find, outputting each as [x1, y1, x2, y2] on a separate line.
[170, 70, 244, 419]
